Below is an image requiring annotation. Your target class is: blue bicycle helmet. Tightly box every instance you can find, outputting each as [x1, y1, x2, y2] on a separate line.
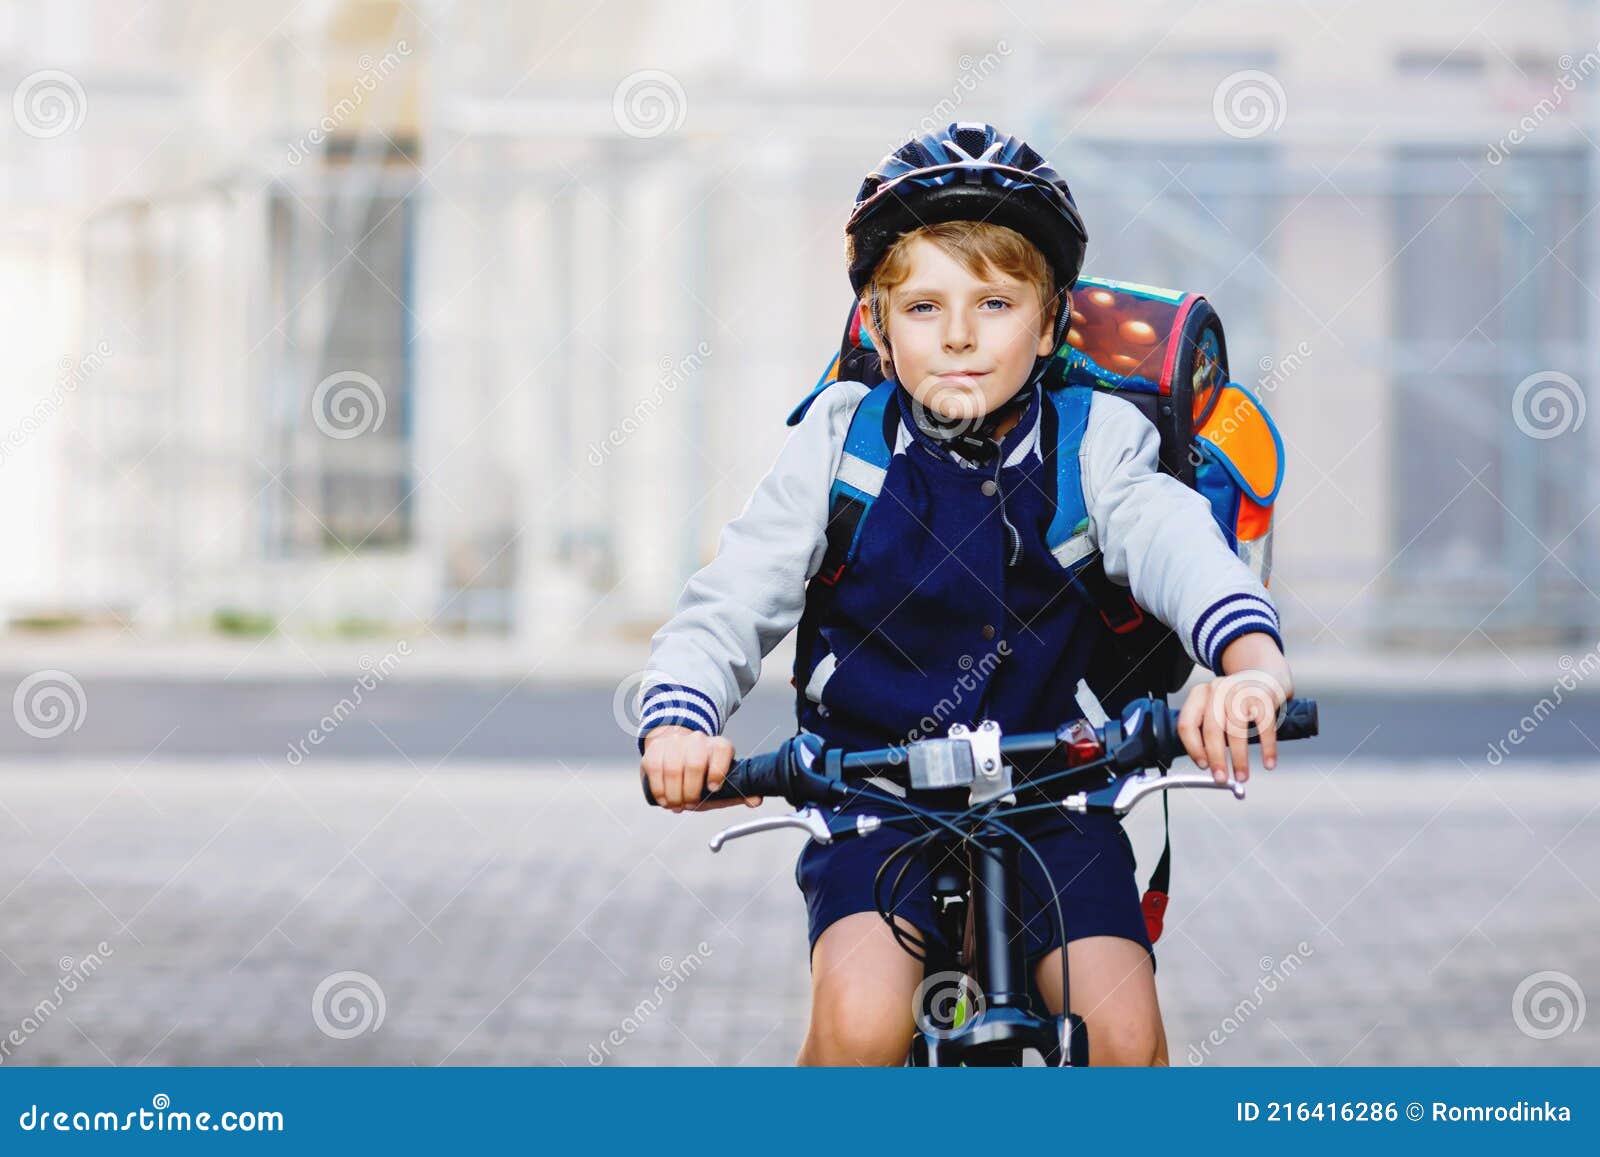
[845, 122, 1089, 359]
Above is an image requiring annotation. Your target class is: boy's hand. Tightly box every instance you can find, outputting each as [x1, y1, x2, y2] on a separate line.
[1176, 633, 1294, 784]
[641, 725, 763, 812]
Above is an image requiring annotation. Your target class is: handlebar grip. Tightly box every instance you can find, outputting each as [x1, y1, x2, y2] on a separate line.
[1274, 698, 1318, 742]
[1131, 696, 1319, 770]
[701, 749, 790, 803]
[641, 733, 823, 807]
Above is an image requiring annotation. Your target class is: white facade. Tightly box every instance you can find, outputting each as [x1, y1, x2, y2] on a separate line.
[0, 0, 1594, 651]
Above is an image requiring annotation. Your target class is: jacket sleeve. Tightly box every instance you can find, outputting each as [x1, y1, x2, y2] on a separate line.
[1080, 391, 1283, 673]
[635, 381, 868, 751]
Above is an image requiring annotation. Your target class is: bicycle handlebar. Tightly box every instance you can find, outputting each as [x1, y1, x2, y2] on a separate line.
[641, 697, 1319, 808]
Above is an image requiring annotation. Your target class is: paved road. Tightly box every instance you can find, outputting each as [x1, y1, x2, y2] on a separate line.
[1, 674, 1598, 764]
[0, 758, 1594, 1066]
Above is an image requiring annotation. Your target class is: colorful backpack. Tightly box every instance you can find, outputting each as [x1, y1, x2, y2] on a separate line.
[789, 277, 1287, 944]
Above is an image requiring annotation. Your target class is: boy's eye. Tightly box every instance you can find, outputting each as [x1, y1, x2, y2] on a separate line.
[904, 299, 1009, 314]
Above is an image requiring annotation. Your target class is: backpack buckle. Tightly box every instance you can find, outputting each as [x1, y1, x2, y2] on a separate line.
[814, 562, 847, 587]
[1099, 595, 1145, 635]
[1141, 889, 1168, 943]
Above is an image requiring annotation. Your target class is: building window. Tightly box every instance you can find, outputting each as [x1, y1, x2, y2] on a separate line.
[1388, 146, 1590, 634]
[267, 171, 416, 552]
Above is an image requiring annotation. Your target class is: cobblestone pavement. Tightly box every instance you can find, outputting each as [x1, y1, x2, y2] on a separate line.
[0, 758, 1595, 1067]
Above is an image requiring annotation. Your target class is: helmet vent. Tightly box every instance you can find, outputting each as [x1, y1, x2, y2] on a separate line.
[953, 125, 989, 159]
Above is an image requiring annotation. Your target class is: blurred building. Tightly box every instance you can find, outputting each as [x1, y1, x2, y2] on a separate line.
[0, 0, 1595, 653]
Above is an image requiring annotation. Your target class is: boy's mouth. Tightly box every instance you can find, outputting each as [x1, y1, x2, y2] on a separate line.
[935, 370, 990, 382]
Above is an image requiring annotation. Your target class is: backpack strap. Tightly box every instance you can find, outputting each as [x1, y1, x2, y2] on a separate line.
[789, 301, 886, 428]
[1045, 386, 1152, 635]
[786, 350, 842, 428]
[1043, 385, 1095, 572]
[1076, 678, 1171, 945]
[814, 379, 898, 587]
[1142, 791, 1172, 944]
[1076, 559, 1147, 634]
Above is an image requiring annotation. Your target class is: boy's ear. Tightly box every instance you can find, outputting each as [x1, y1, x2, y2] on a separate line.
[859, 294, 882, 346]
[860, 295, 894, 378]
[1036, 293, 1065, 357]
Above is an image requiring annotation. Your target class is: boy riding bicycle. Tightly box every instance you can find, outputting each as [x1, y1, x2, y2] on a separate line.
[637, 123, 1294, 1066]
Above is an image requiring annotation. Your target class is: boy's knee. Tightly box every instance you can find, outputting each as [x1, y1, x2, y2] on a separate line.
[1090, 1016, 1162, 1067]
[804, 985, 914, 1066]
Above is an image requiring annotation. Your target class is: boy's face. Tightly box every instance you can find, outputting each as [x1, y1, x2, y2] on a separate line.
[871, 236, 1056, 430]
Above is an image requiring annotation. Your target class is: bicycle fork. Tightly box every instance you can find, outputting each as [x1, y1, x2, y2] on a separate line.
[909, 831, 1089, 1067]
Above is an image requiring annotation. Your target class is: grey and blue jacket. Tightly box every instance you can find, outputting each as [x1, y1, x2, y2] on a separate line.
[636, 379, 1282, 753]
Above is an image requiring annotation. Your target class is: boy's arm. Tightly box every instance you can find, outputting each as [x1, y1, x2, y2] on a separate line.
[1080, 392, 1283, 672]
[635, 381, 868, 751]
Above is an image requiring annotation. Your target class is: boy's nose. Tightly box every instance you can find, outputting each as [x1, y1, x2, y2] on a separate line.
[944, 312, 975, 350]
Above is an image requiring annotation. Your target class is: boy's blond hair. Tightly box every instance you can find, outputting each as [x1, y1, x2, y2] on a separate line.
[863, 220, 1059, 378]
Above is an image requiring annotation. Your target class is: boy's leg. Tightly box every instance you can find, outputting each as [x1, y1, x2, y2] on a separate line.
[1033, 936, 1168, 1066]
[797, 912, 925, 1067]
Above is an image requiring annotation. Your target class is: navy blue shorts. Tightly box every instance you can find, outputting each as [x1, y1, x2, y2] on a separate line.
[794, 793, 1155, 973]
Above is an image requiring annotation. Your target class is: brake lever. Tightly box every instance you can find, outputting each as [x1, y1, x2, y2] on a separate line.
[708, 805, 833, 852]
[1061, 768, 1245, 816]
[1116, 768, 1246, 811]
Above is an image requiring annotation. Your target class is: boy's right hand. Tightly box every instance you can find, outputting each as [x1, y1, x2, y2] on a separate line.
[640, 726, 763, 812]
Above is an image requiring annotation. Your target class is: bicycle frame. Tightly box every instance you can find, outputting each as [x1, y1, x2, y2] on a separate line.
[908, 824, 1089, 1067]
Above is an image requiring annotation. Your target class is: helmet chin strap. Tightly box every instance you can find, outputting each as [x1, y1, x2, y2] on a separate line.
[907, 382, 1036, 444]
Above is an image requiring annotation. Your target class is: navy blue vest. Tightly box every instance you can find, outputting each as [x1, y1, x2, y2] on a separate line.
[793, 384, 1104, 751]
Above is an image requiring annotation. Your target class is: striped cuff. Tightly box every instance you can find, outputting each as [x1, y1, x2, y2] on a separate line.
[1191, 593, 1283, 672]
[636, 683, 722, 753]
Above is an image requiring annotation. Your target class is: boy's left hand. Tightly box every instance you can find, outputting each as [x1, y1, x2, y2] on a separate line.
[1176, 633, 1294, 784]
